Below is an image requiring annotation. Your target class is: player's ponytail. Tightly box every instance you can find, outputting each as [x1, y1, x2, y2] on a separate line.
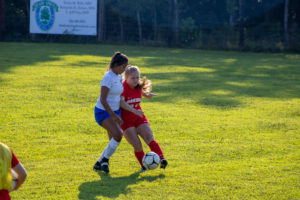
[0, 142, 13, 190]
[108, 52, 128, 70]
[140, 76, 152, 93]
[125, 66, 152, 93]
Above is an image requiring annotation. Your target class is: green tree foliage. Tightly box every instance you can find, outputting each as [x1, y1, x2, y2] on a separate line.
[1, 0, 299, 52]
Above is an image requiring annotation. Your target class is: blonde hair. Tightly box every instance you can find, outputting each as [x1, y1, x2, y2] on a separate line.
[125, 66, 152, 93]
[0, 142, 12, 190]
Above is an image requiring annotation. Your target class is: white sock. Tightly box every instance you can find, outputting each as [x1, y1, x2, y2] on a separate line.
[98, 138, 120, 162]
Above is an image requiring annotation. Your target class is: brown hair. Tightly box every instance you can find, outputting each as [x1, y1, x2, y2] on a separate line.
[109, 52, 128, 69]
[125, 66, 152, 93]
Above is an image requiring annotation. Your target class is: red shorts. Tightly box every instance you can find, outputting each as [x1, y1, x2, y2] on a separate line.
[121, 114, 149, 131]
[0, 190, 10, 200]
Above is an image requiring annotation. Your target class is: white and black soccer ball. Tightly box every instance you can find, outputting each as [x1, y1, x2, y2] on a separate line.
[142, 152, 160, 170]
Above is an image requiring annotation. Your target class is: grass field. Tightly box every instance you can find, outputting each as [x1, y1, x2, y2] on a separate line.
[0, 42, 299, 200]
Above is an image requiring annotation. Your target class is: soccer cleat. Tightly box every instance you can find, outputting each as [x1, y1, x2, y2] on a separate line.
[140, 166, 147, 173]
[93, 160, 109, 173]
[160, 158, 168, 169]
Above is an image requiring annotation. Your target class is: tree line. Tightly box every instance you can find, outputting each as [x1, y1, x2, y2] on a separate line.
[0, 0, 299, 52]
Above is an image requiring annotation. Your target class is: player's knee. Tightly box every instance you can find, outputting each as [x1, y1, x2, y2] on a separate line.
[134, 144, 143, 152]
[113, 131, 123, 142]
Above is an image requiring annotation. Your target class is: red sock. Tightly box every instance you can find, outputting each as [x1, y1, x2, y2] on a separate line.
[148, 140, 164, 159]
[134, 150, 145, 167]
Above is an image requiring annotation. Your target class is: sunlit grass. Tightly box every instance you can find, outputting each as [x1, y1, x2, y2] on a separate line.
[0, 42, 299, 199]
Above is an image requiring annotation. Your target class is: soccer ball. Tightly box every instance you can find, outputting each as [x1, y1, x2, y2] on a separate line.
[142, 152, 160, 170]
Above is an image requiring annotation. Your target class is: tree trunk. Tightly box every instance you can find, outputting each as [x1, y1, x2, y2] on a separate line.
[168, 0, 174, 47]
[0, 0, 5, 39]
[229, 14, 234, 26]
[97, 0, 105, 42]
[137, 10, 142, 44]
[117, 0, 123, 42]
[153, 6, 157, 41]
[227, 0, 236, 27]
[284, 0, 289, 48]
[238, 0, 245, 49]
[24, 0, 29, 16]
[118, 14, 124, 42]
[174, 0, 179, 44]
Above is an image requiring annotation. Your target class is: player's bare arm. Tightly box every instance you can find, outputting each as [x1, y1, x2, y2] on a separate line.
[142, 91, 157, 98]
[120, 97, 144, 118]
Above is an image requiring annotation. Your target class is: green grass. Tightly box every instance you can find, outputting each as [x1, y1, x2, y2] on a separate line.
[0, 42, 299, 200]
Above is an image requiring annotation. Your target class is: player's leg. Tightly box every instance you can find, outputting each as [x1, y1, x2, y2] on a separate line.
[137, 123, 168, 169]
[94, 117, 123, 173]
[124, 127, 142, 152]
[107, 130, 113, 140]
[137, 123, 154, 144]
[123, 127, 145, 170]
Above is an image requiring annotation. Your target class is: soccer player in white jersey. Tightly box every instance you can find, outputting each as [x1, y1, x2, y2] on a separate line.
[93, 52, 143, 173]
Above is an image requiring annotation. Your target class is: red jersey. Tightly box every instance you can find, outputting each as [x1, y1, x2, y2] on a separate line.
[11, 151, 19, 168]
[121, 81, 148, 130]
[0, 151, 19, 200]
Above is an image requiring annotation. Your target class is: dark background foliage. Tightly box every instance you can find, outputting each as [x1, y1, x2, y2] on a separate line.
[0, 0, 299, 52]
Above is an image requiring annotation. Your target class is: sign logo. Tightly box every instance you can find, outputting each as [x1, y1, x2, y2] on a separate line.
[32, 0, 58, 31]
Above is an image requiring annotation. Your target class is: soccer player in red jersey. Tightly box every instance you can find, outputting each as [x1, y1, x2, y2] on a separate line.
[0, 142, 27, 200]
[121, 66, 168, 172]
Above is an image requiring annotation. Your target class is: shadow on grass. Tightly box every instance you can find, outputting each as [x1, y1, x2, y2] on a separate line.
[141, 53, 300, 109]
[1, 42, 299, 109]
[78, 172, 165, 200]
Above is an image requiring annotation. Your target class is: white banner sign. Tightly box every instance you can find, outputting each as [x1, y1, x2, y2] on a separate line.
[30, 0, 97, 35]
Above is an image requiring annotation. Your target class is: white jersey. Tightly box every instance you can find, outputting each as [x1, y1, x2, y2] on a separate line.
[95, 70, 123, 111]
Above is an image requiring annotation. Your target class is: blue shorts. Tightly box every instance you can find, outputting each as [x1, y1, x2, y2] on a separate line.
[94, 107, 121, 126]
